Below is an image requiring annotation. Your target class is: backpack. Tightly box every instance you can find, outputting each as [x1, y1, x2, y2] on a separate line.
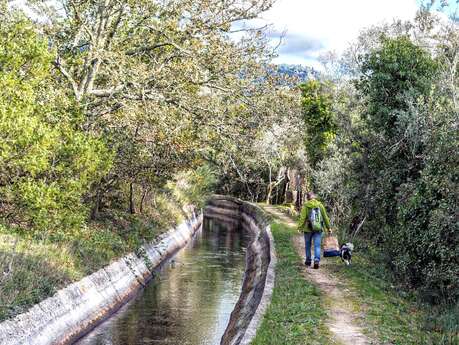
[309, 207, 323, 232]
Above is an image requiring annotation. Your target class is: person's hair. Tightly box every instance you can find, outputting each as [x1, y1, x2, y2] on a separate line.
[306, 192, 316, 200]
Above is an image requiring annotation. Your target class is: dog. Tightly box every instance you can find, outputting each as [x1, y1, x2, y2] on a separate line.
[340, 242, 354, 265]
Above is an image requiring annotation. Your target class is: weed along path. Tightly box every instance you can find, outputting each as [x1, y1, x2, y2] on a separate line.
[261, 204, 373, 345]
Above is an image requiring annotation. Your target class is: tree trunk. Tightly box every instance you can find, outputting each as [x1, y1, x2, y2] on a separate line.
[295, 174, 304, 211]
[284, 168, 292, 204]
[90, 189, 101, 220]
[266, 164, 272, 204]
[266, 184, 273, 204]
[278, 167, 288, 204]
[139, 188, 148, 214]
[129, 182, 136, 214]
[275, 184, 279, 204]
[295, 184, 302, 211]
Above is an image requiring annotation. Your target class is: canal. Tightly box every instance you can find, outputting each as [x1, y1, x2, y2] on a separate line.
[76, 217, 249, 345]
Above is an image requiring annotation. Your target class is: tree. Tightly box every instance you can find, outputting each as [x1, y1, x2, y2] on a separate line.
[310, 13, 458, 304]
[0, 14, 111, 235]
[299, 80, 337, 168]
[22, 0, 282, 214]
[356, 36, 438, 229]
[210, 73, 304, 203]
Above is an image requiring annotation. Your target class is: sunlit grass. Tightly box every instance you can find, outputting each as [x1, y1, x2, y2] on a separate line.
[265, 205, 458, 345]
[0, 196, 184, 322]
[252, 221, 336, 345]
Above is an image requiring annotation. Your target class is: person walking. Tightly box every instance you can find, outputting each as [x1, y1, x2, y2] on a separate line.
[297, 191, 331, 269]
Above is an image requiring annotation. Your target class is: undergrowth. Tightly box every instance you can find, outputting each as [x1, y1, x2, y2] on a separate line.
[0, 196, 184, 322]
[327, 245, 459, 345]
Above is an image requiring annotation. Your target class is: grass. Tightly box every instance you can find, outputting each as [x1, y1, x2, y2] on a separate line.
[251, 221, 337, 345]
[271, 204, 458, 345]
[0, 195, 185, 322]
[327, 248, 459, 345]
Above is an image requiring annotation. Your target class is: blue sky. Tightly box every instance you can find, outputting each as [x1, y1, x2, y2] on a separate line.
[248, 0, 458, 69]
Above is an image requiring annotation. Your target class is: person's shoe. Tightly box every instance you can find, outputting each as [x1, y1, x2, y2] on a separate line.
[305, 260, 312, 266]
[313, 261, 320, 269]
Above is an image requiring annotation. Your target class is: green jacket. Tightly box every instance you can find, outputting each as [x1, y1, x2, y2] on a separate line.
[297, 199, 331, 232]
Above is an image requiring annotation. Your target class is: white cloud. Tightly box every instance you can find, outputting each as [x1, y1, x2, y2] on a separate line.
[250, 0, 420, 66]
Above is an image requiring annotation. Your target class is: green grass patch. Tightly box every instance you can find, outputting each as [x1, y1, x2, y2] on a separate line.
[267, 204, 458, 345]
[326, 247, 459, 345]
[0, 196, 185, 322]
[252, 221, 337, 345]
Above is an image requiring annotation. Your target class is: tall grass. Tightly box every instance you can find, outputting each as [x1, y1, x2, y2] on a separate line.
[0, 195, 184, 322]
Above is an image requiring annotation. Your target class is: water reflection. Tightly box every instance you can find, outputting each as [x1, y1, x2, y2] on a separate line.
[76, 218, 248, 345]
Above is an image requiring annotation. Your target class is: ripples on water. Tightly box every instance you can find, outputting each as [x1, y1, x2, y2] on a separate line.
[76, 218, 249, 345]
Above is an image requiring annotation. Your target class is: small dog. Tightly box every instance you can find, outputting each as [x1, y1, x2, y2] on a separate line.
[340, 243, 354, 265]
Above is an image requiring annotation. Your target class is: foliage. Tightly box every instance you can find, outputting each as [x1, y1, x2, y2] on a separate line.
[0, 190, 183, 321]
[354, 35, 459, 304]
[0, 0, 299, 228]
[1, 1, 302, 321]
[268, 207, 456, 344]
[167, 164, 217, 208]
[18, 0, 298, 217]
[299, 80, 337, 168]
[395, 105, 459, 303]
[310, 16, 459, 306]
[1, 0, 457, 330]
[0, 16, 111, 235]
[213, 84, 304, 202]
[312, 143, 353, 230]
[327, 243, 458, 344]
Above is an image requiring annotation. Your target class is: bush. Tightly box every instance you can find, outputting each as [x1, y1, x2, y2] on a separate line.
[396, 116, 458, 303]
[0, 17, 111, 236]
[312, 35, 458, 305]
[353, 36, 458, 304]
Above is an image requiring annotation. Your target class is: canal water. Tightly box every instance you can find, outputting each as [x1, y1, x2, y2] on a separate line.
[75, 217, 249, 345]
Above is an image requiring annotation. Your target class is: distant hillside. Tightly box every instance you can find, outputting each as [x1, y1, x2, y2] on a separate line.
[275, 64, 319, 82]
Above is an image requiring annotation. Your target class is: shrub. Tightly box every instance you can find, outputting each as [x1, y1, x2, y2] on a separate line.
[0, 17, 111, 236]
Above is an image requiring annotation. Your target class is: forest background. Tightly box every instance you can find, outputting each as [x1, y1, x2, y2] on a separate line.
[0, 0, 457, 339]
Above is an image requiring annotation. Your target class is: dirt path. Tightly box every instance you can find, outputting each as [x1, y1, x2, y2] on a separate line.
[262, 205, 373, 345]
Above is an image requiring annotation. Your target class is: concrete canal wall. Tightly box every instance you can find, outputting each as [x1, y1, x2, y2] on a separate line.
[205, 196, 276, 345]
[0, 212, 202, 345]
[0, 195, 276, 345]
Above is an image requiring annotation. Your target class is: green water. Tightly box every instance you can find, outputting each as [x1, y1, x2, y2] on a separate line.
[75, 218, 248, 345]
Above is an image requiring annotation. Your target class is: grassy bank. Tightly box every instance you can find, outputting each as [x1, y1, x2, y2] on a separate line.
[273, 204, 458, 345]
[251, 221, 336, 345]
[327, 248, 459, 345]
[0, 197, 184, 322]
[0, 165, 214, 322]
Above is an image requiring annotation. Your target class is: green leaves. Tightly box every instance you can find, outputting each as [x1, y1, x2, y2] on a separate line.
[299, 80, 337, 168]
[312, 24, 458, 308]
[0, 16, 111, 235]
[358, 36, 438, 138]
[353, 35, 458, 304]
[167, 164, 217, 208]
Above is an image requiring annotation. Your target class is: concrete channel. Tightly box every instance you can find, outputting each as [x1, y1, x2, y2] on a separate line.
[0, 196, 276, 345]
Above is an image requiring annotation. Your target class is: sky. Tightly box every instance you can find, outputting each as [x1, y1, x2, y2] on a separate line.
[12, 0, 457, 70]
[247, 0, 423, 69]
